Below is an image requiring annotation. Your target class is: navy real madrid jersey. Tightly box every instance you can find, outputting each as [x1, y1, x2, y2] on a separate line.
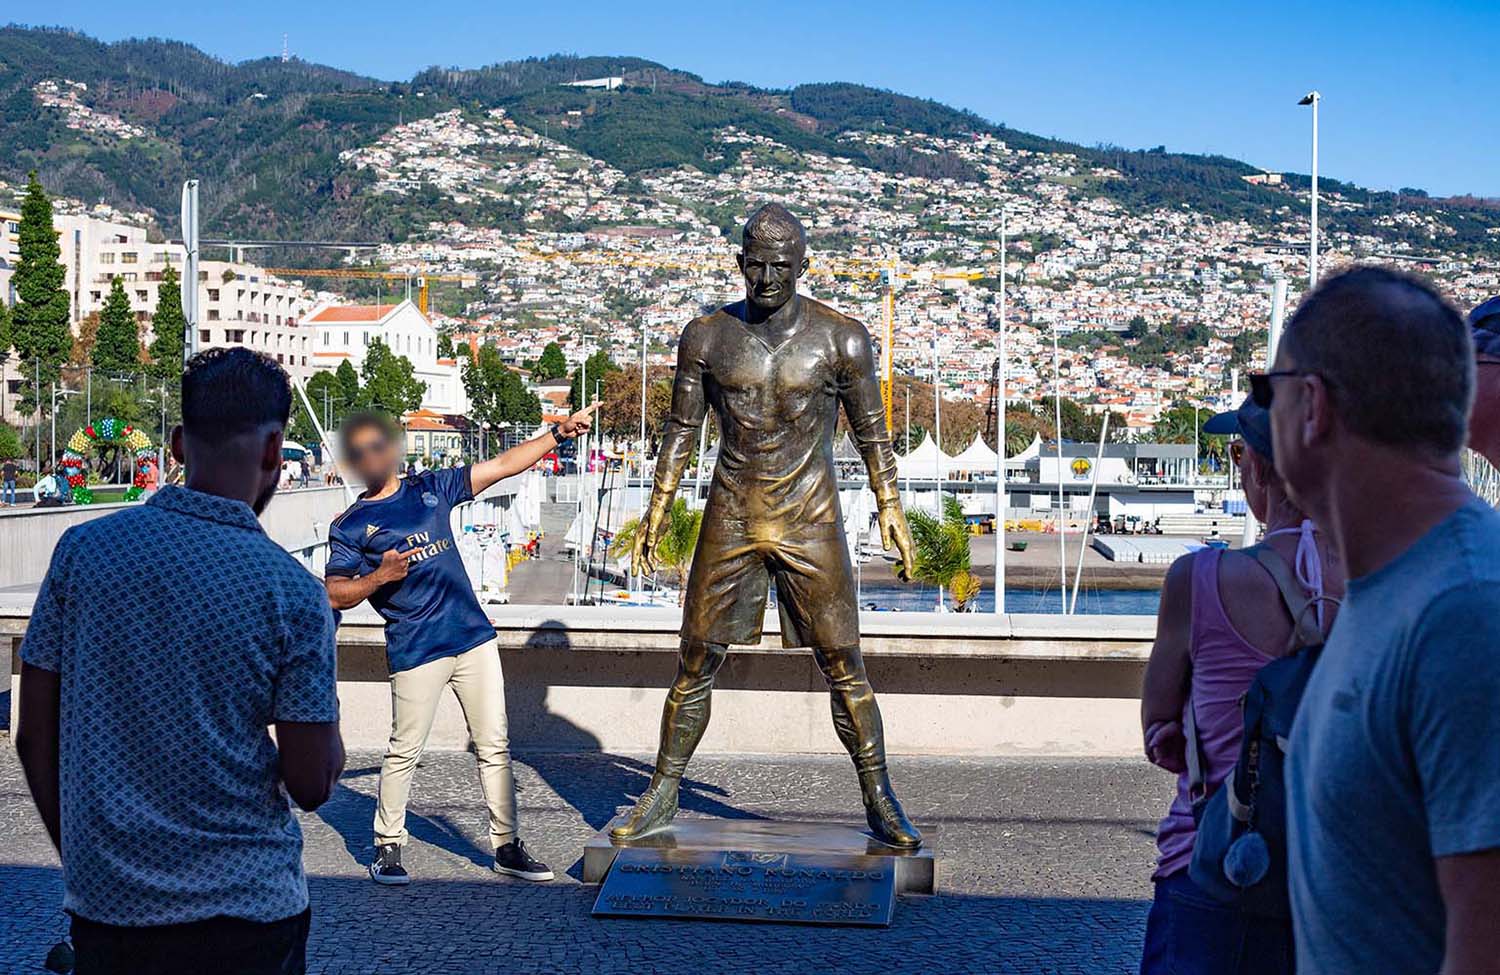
[326, 467, 494, 672]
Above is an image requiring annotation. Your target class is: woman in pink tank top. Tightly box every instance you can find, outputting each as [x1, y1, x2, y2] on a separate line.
[1138, 397, 1343, 975]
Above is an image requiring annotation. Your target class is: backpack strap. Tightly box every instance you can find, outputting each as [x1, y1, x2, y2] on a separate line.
[1184, 686, 1206, 802]
[1251, 545, 1324, 650]
[1182, 549, 1214, 803]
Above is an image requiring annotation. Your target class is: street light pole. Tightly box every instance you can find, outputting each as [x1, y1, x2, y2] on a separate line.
[33, 366, 40, 470]
[1053, 327, 1066, 613]
[903, 386, 911, 506]
[1299, 91, 1321, 287]
[50, 386, 79, 479]
[636, 321, 648, 592]
[994, 211, 1007, 615]
[931, 324, 942, 517]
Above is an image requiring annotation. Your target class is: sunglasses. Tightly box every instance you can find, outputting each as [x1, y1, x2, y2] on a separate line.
[344, 440, 390, 464]
[1248, 370, 1316, 409]
[1229, 440, 1246, 466]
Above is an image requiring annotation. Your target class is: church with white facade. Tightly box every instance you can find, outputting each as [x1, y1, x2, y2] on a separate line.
[305, 299, 468, 415]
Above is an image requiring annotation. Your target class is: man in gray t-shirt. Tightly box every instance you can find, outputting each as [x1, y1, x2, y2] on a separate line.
[1288, 499, 1500, 972]
[1264, 266, 1500, 974]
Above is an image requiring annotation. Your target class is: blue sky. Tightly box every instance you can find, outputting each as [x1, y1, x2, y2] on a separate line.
[34, 0, 1500, 197]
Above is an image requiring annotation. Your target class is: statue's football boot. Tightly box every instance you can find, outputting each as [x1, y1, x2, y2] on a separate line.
[864, 787, 922, 849]
[609, 776, 681, 841]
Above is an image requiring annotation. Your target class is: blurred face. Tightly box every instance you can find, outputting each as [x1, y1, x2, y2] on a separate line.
[345, 424, 399, 485]
[1468, 355, 1500, 457]
[1233, 439, 1272, 522]
[737, 237, 806, 312]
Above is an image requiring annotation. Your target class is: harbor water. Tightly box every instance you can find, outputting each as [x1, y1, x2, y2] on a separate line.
[856, 584, 1161, 615]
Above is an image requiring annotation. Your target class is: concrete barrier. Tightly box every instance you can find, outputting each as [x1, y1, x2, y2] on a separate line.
[2, 598, 1152, 757]
[0, 485, 353, 589]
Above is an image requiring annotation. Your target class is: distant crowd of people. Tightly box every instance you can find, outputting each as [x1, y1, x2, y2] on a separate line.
[12, 270, 1500, 975]
[1141, 271, 1500, 974]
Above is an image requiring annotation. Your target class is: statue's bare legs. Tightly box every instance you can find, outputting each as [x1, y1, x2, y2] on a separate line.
[611, 639, 921, 848]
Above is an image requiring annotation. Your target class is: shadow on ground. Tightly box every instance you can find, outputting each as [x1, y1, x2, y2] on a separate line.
[0, 863, 1146, 975]
[506, 620, 770, 831]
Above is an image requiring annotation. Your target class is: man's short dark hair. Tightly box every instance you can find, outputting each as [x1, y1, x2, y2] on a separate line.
[181, 348, 292, 443]
[338, 410, 399, 453]
[742, 203, 807, 253]
[1282, 265, 1472, 453]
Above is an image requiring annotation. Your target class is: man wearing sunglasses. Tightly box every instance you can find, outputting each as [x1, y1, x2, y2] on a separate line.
[325, 403, 597, 887]
[1263, 267, 1500, 975]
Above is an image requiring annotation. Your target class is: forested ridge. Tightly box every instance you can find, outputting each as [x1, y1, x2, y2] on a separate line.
[2, 26, 1495, 256]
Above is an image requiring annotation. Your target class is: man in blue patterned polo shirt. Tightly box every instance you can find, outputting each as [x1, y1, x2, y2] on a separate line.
[325, 403, 595, 886]
[16, 348, 345, 975]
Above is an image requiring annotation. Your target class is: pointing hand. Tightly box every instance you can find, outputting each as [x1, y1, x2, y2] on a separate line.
[374, 547, 414, 585]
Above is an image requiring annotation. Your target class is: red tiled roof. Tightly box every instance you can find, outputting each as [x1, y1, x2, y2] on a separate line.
[306, 304, 399, 324]
[406, 415, 457, 432]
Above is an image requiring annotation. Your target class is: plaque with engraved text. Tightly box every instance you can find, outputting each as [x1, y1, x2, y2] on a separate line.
[592, 848, 897, 927]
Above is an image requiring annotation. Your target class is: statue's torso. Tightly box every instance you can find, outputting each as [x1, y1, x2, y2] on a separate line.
[697, 299, 850, 529]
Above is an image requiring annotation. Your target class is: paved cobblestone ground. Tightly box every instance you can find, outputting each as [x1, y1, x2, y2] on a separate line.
[1, 749, 1168, 974]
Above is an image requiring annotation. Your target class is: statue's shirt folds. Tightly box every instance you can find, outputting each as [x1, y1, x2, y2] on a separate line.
[657, 296, 898, 531]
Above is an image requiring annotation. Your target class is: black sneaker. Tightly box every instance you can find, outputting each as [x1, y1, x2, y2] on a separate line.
[369, 843, 410, 886]
[493, 839, 554, 882]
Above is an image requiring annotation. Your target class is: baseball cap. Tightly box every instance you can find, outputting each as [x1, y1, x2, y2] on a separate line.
[1470, 296, 1500, 358]
[1203, 395, 1274, 461]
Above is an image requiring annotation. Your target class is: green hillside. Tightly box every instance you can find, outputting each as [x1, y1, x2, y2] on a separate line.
[1, 27, 1496, 256]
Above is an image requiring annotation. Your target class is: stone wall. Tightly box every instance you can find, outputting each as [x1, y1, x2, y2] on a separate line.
[3, 602, 1151, 757]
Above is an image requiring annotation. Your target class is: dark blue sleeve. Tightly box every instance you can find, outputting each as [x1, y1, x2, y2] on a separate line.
[431, 466, 474, 506]
[273, 579, 341, 724]
[324, 520, 363, 578]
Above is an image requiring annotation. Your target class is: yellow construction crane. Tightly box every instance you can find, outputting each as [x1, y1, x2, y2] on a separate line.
[261, 268, 476, 316]
[509, 246, 985, 432]
[876, 264, 985, 430]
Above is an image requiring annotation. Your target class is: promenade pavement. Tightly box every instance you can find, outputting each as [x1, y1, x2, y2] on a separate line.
[1, 749, 1169, 974]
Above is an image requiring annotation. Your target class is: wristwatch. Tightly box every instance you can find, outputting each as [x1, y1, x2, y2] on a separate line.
[549, 423, 570, 445]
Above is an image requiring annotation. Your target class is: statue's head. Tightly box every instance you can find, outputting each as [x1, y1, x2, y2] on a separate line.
[736, 203, 808, 313]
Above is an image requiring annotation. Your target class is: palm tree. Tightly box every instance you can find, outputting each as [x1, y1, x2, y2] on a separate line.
[949, 570, 983, 612]
[611, 497, 703, 602]
[904, 495, 974, 611]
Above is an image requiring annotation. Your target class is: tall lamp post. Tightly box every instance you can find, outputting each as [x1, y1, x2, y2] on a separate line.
[1298, 91, 1320, 288]
[49, 385, 79, 474]
[994, 211, 1007, 615]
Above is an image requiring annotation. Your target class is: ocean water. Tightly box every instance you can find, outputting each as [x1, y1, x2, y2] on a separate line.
[853, 584, 1161, 616]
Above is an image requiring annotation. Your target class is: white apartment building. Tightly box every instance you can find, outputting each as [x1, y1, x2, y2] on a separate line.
[49, 212, 318, 380]
[305, 300, 468, 414]
[2, 212, 322, 416]
[0, 208, 19, 304]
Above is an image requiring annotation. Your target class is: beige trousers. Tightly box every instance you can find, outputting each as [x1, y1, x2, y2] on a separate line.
[373, 639, 517, 850]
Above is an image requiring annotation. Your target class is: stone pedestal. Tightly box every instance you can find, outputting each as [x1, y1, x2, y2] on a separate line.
[583, 816, 938, 895]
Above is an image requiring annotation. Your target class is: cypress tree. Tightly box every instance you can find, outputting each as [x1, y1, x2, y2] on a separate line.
[93, 276, 141, 372]
[148, 264, 185, 380]
[11, 172, 72, 405]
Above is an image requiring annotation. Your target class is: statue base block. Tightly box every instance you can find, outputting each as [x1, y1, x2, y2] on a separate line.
[585, 818, 937, 928]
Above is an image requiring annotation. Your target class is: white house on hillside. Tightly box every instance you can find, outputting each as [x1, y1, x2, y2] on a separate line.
[305, 299, 468, 414]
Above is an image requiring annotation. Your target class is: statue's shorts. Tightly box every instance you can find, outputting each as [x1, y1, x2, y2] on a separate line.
[680, 517, 861, 649]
